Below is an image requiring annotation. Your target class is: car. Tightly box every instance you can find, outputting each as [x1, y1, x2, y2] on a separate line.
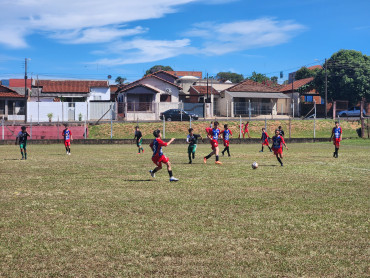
[337, 107, 367, 117]
[159, 109, 199, 121]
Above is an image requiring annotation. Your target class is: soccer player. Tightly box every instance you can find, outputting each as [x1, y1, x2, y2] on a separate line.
[244, 121, 251, 138]
[221, 124, 233, 157]
[15, 126, 30, 160]
[134, 126, 144, 154]
[204, 121, 222, 164]
[149, 129, 178, 182]
[271, 129, 288, 166]
[277, 125, 285, 137]
[330, 121, 342, 158]
[62, 124, 73, 155]
[260, 127, 272, 152]
[186, 128, 203, 164]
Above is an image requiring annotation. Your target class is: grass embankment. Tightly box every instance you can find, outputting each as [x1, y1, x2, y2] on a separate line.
[88, 119, 364, 139]
[0, 141, 369, 277]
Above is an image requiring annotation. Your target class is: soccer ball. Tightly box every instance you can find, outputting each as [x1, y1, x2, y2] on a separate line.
[252, 162, 258, 169]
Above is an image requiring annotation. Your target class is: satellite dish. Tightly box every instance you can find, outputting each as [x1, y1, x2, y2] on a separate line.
[165, 88, 172, 93]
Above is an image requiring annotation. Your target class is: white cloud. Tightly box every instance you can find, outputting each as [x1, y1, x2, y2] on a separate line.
[0, 0, 199, 48]
[94, 38, 193, 65]
[185, 18, 306, 55]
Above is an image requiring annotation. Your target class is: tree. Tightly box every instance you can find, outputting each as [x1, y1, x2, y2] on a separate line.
[247, 71, 270, 83]
[313, 49, 370, 105]
[145, 65, 173, 76]
[216, 72, 244, 83]
[270, 76, 278, 84]
[295, 66, 320, 80]
[115, 76, 127, 85]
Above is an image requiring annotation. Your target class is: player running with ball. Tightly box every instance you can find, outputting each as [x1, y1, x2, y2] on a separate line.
[204, 121, 222, 164]
[271, 129, 288, 166]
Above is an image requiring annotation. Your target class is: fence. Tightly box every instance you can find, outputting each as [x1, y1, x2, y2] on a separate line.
[27, 102, 116, 123]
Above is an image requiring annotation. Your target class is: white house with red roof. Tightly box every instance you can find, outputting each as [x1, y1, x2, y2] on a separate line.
[0, 85, 25, 120]
[116, 71, 182, 120]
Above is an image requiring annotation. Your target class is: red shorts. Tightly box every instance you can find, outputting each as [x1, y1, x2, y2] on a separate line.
[262, 139, 269, 146]
[272, 147, 283, 155]
[152, 155, 169, 167]
[210, 139, 218, 150]
[223, 140, 229, 147]
[64, 140, 71, 147]
[333, 138, 341, 147]
[244, 129, 249, 133]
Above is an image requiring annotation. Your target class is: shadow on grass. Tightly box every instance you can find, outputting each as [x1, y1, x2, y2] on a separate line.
[258, 164, 278, 167]
[3, 158, 20, 160]
[125, 179, 153, 182]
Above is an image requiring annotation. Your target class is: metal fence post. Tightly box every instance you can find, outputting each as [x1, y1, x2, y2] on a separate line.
[314, 100, 316, 140]
[180, 100, 183, 122]
[2, 116, 4, 140]
[110, 102, 113, 139]
[248, 99, 251, 120]
[163, 116, 166, 139]
[239, 115, 242, 138]
[292, 99, 295, 118]
[289, 117, 291, 139]
[30, 116, 32, 139]
[190, 116, 192, 129]
[226, 101, 229, 118]
[265, 117, 267, 130]
[57, 116, 60, 141]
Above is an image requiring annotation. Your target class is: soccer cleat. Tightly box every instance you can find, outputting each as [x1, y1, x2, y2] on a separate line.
[270, 149, 272, 152]
[281, 163, 284, 167]
[221, 152, 224, 156]
[68, 152, 71, 155]
[138, 152, 141, 154]
[215, 161, 222, 164]
[228, 155, 231, 157]
[169, 176, 179, 182]
[335, 153, 338, 158]
[259, 150, 263, 152]
[203, 157, 207, 164]
[189, 161, 192, 164]
[333, 152, 336, 157]
[142, 149, 144, 153]
[149, 170, 155, 178]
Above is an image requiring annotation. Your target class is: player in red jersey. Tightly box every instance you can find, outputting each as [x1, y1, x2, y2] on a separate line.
[204, 121, 222, 164]
[221, 124, 232, 157]
[62, 124, 73, 155]
[330, 121, 342, 158]
[243, 121, 251, 138]
[149, 129, 178, 182]
[271, 129, 288, 166]
[260, 127, 272, 152]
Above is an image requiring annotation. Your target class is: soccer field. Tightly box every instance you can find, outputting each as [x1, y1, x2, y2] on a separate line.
[1, 141, 369, 277]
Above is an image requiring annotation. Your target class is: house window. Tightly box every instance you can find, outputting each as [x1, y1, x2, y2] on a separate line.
[305, 95, 313, 102]
[160, 94, 171, 102]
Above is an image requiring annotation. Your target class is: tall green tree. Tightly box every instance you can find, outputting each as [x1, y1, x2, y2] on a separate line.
[145, 65, 174, 76]
[248, 71, 270, 83]
[313, 50, 370, 104]
[115, 76, 127, 85]
[216, 72, 244, 83]
[295, 67, 320, 80]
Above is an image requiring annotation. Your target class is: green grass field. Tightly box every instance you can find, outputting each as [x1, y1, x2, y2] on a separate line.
[1, 140, 369, 277]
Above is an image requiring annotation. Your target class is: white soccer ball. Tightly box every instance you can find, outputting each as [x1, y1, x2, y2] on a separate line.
[252, 161, 258, 169]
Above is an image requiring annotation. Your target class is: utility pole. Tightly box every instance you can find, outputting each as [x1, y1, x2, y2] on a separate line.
[325, 58, 328, 119]
[206, 73, 209, 102]
[24, 58, 28, 123]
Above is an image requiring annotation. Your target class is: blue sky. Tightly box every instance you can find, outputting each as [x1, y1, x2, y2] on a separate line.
[0, 0, 369, 83]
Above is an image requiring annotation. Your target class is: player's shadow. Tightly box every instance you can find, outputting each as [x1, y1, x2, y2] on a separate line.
[3, 158, 20, 160]
[125, 179, 153, 182]
[50, 154, 65, 156]
[258, 164, 278, 167]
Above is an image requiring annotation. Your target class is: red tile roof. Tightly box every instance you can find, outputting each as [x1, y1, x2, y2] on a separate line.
[191, 86, 219, 95]
[279, 77, 314, 92]
[227, 79, 280, 93]
[0, 85, 24, 98]
[307, 65, 322, 70]
[37, 80, 108, 93]
[9, 79, 33, 88]
[119, 74, 182, 93]
[166, 71, 202, 79]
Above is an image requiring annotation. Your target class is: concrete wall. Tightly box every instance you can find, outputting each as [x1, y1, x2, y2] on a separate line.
[87, 87, 110, 101]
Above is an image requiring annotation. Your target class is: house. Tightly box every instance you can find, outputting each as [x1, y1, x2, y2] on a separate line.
[31, 80, 110, 102]
[219, 79, 291, 117]
[116, 72, 182, 120]
[0, 85, 25, 120]
[279, 77, 324, 117]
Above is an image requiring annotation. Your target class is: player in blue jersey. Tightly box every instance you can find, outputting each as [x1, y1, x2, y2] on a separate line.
[221, 124, 233, 157]
[149, 129, 178, 182]
[62, 124, 73, 155]
[330, 121, 342, 158]
[15, 126, 30, 160]
[260, 127, 272, 152]
[271, 129, 288, 166]
[204, 121, 222, 164]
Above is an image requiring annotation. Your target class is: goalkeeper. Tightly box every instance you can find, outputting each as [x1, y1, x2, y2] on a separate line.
[186, 128, 203, 164]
